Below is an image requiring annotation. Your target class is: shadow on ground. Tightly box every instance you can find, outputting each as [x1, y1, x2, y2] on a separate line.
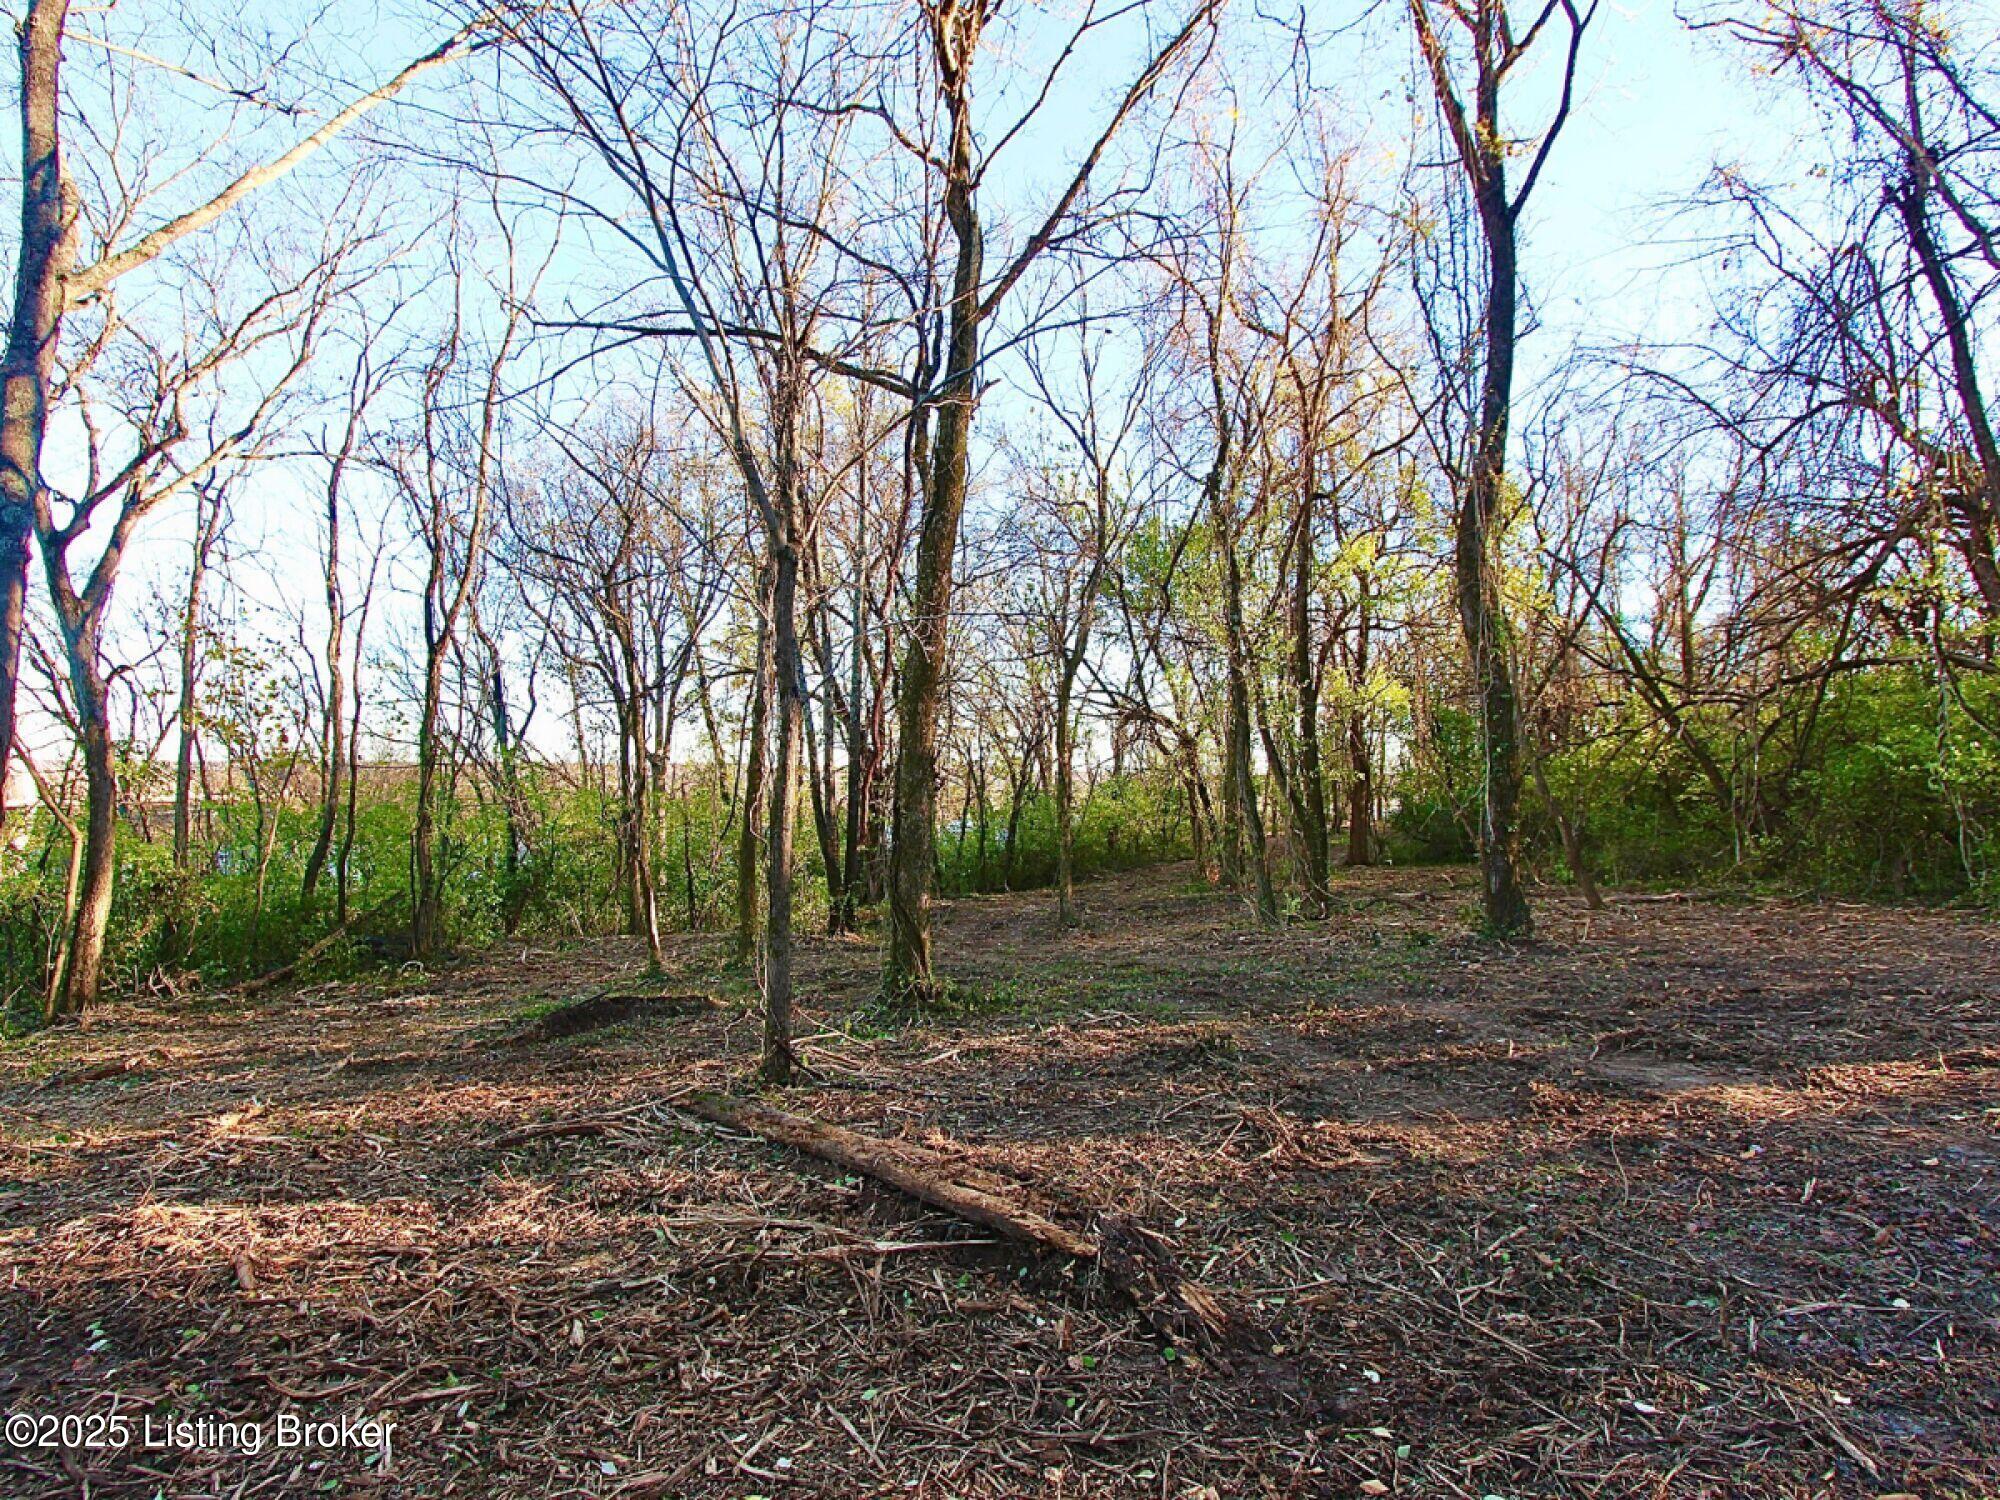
[2, 863, 1995, 1497]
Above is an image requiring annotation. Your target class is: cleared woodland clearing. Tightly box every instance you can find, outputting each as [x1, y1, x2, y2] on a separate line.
[2, 863, 1996, 1499]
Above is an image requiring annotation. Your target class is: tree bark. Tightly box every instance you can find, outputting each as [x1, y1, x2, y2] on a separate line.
[884, 41, 982, 1001]
[410, 602, 449, 960]
[676, 1090, 1270, 1364]
[1457, 210, 1532, 938]
[1345, 706, 1374, 866]
[1054, 671, 1080, 926]
[763, 531, 803, 1083]
[735, 560, 772, 966]
[1345, 593, 1375, 867]
[1896, 164, 2000, 619]
[836, 557, 872, 932]
[1290, 485, 1331, 911]
[1223, 545, 1277, 925]
[172, 485, 225, 872]
[302, 422, 356, 904]
[1408, 0, 1547, 939]
[804, 551, 845, 930]
[54, 634, 113, 1015]
[0, 0, 75, 829]
[336, 567, 376, 929]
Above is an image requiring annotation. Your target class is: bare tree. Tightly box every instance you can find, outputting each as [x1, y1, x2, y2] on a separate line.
[0, 4, 495, 825]
[302, 324, 400, 904]
[399, 226, 540, 961]
[882, 0, 1221, 997]
[1406, 0, 1597, 937]
[32, 207, 358, 1012]
[1014, 289, 1162, 926]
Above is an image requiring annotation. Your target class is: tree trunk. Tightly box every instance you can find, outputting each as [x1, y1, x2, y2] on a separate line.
[301, 456, 348, 903]
[624, 695, 664, 969]
[1219, 522, 1277, 924]
[836, 577, 870, 932]
[55, 646, 115, 1015]
[1529, 749, 1601, 909]
[1896, 165, 2000, 620]
[1290, 487, 1331, 911]
[1345, 594, 1375, 867]
[804, 591, 845, 931]
[885, 23, 985, 1001]
[1345, 707, 1374, 867]
[1054, 677, 1079, 926]
[488, 641, 528, 936]
[410, 637, 448, 960]
[1460, 182, 1532, 939]
[1217, 711, 1244, 888]
[45, 799, 83, 1019]
[172, 515, 214, 872]
[735, 562, 772, 966]
[763, 535, 803, 1083]
[336, 576, 374, 930]
[0, 1, 75, 831]
[168, 481, 226, 972]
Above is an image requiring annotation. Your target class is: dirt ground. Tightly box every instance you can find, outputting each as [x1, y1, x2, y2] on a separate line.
[2, 863, 1996, 1499]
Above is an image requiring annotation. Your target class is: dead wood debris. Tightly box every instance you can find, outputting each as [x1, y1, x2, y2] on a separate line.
[675, 1090, 1281, 1374]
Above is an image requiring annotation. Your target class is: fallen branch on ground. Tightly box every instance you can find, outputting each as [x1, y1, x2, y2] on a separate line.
[41, 1051, 162, 1089]
[232, 899, 398, 996]
[488, 1096, 687, 1147]
[674, 1090, 1275, 1373]
[487, 1118, 617, 1148]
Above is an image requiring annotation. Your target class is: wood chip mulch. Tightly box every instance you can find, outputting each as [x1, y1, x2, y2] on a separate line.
[2, 863, 1995, 1497]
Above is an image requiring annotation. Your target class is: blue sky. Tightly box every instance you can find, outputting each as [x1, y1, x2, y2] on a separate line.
[1519, 0, 1812, 346]
[3, 0, 1827, 759]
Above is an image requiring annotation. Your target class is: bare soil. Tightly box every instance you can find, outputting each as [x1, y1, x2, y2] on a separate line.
[2, 863, 1996, 1498]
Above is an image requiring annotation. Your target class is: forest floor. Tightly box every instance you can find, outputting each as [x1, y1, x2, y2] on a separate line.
[2, 863, 1997, 1499]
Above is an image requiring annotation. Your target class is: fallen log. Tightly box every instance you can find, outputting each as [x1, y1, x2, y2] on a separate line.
[525, 990, 723, 1042]
[680, 1091, 1095, 1257]
[487, 1118, 615, 1148]
[675, 1091, 1271, 1370]
[41, 1051, 159, 1089]
[231, 899, 398, 997]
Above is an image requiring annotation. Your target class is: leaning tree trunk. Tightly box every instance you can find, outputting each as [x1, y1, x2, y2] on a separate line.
[1896, 163, 2000, 621]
